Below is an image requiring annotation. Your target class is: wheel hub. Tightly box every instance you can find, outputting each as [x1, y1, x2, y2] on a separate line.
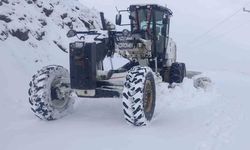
[144, 80, 153, 113]
[50, 78, 69, 109]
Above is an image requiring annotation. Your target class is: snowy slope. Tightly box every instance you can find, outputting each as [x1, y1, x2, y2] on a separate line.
[1, 0, 250, 150]
[0, 0, 104, 74]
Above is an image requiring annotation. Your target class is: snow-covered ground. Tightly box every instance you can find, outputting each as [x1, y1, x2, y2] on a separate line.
[1, 0, 250, 150]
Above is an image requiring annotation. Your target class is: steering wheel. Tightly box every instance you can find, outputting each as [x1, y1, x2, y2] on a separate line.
[140, 24, 152, 38]
[141, 24, 148, 30]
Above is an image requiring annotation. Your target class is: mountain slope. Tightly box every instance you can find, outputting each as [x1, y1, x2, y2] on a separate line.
[0, 0, 103, 74]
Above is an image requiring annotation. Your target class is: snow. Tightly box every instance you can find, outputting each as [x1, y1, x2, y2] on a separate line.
[1, 69, 250, 150]
[1, 0, 250, 150]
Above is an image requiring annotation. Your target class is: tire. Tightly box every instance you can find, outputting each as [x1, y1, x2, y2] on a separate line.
[28, 65, 75, 120]
[180, 63, 186, 78]
[160, 67, 170, 83]
[122, 66, 156, 126]
[169, 62, 185, 84]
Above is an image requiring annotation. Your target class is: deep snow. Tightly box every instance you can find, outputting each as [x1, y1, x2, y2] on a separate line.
[1, 67, 250, 150]
[1, 0, 250, 150]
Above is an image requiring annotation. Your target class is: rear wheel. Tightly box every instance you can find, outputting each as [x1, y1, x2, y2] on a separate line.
[28, 65, 75, 120]
[169, 62, 186, 84]
[180, 63, 186, 78]
[122, 66, 156, 126]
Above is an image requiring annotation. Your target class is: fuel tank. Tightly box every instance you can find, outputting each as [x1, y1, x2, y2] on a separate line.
[69, 42, 97, 90]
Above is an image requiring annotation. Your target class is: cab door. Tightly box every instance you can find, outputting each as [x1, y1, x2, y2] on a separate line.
[153, 10, 168, 60]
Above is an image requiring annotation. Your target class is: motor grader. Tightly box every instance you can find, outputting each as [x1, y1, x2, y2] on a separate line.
[28, 4, 186, 126]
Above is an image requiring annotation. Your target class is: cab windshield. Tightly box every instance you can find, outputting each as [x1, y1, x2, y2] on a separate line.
[130, 8, 153, 32]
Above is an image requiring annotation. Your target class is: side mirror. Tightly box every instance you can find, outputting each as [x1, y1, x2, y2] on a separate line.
[67, 30, 76, 38]
[115, 14, 122, 25]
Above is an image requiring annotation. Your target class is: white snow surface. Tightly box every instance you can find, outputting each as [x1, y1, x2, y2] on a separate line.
[1, 0, 250, 150]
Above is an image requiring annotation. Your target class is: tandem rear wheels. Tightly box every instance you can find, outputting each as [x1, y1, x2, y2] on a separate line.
[161, 62, 186, 86]
[169, 62, 186, 84]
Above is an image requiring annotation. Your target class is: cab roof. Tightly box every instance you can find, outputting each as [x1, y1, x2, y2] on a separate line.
[129, 4, 173, 16]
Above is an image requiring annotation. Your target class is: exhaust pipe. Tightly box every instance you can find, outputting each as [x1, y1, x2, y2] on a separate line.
[100, 12, 107, 30]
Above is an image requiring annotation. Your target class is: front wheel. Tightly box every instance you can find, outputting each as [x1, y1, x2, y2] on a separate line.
[122, 66, 156, 126]
[28, 65, 75, 120]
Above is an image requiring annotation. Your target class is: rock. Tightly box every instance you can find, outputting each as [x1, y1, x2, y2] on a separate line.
[43, 8, 53, 17]
[0, 15, 12, 23]
[35, 31, 45, 41]
[71, 17, 76, 22]
[61, 13, 67, 19]
[36, 3, 42, 8]
[2, 0, 9, 4]
[0, 31, 8, 41]
[18, 17, 25, 21]
[29, 42, 38, 48]
[10, 29, 29, 41]
[38, 19, 47, 26]
[65, 21, 73, 29]
[25, 0, 33, 4]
